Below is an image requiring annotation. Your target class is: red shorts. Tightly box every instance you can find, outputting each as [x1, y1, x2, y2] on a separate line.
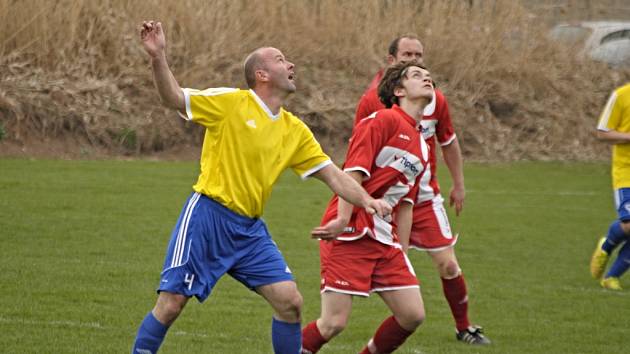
[319, 236, 419, 297]
[409, 195, 458, 251]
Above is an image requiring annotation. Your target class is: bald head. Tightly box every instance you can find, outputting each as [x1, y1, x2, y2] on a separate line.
[244, 47, 280, 89]
[244, 49, 263, 89]
[243, 47, 295, 94]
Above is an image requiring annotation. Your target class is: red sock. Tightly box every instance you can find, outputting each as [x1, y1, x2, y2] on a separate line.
[441, 274, 470, 331]
[360, 316, 413, 353]
[301, 321, 327, 353]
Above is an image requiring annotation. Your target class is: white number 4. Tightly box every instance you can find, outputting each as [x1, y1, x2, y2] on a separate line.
[184, 273, 195, 290]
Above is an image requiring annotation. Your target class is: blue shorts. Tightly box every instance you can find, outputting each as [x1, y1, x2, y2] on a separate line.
[157, 192, 294, 302]
[614, 188, 630, 222]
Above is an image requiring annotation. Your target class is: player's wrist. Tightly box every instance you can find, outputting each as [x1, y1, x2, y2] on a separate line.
[150, 50, 167, 62]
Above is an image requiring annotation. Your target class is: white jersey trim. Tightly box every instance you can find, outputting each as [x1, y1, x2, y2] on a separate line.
[249, 89, 280, 121]
[336, 229, 369, 241]
[301, 160, 333, 180]
[598, 91, 618, 130]
[179, 87, 239, 121]
[409, 234, 459, 252]
[423, 90, 437, 116]
[181, 88, 193, 121]
[439, 134, 457, 147]
[371, 285, 420, 293]
[322, 286, 369, 297]
[344, 166, 371, 179]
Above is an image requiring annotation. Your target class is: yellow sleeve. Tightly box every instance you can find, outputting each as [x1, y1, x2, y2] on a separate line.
[598, 90, 622, 131]
[181, 87, 240, 129]
[289, 120, 332, 179]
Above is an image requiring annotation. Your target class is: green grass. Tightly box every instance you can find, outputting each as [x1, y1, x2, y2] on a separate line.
[0, 159, 627, 353]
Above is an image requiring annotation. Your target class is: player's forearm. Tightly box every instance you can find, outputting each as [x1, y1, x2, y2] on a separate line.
[596, 129, 630, 145]
[442, 139, 465, 189]
[396, 202, 413, 252]
[314, 165, 373, 213]
[336, 195, 354, 224]
[151, 53, 185, 112]
[334, 170, 372, 216]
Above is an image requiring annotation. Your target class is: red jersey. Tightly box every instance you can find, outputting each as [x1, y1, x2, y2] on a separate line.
[355, 70, 456, 203]
[320, 105, 429, 246]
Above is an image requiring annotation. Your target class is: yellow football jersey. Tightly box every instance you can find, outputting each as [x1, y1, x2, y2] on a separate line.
[181, 88, 331, 217]
[598, 83, 630, 189]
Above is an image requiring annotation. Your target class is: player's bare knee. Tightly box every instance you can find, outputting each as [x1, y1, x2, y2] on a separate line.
[278, 291, 303, 321]
[154, 296, 186, 324]
[162, 299, 185, 317]
[440, 259, 460, 279]
[397, 309, 425, 331]
[318, 316, 348, 339]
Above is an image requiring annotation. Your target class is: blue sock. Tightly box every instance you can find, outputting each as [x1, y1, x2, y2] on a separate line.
[603, 221, 628, 254]
[607, 241, 630, 278]
[271, 317, 301, 354]
[131, 312, 169, 354]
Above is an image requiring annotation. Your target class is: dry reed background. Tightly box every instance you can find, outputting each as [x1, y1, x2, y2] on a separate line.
[1, 0, 630, 161]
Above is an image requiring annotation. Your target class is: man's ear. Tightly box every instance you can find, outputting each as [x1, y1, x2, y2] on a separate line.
[255, 69, 268, 83]
[394, 86, 406, 99]
[386, 54, 396, 66]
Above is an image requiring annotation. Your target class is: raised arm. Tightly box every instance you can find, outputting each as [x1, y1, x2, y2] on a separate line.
[441, 138, 465, 216]
[140, 21, 185, 114]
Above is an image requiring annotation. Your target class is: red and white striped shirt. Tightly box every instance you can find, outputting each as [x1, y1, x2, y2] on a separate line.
[354, 70, 456, 203]
[320, 105, 429, 246]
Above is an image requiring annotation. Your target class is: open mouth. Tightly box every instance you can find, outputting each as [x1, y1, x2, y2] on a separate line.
[288, 73, 295, 81]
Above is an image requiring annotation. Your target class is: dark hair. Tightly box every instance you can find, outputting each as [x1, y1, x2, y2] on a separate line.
[378, 60, 427, 108]
[387, 34, 421, 56]
[243, 50, 263, 89]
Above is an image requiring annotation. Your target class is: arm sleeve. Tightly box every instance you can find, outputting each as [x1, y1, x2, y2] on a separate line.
[344, 112, 392, 179]
[289, 120, 332, 179]
[435, 93, 457, 146]
[180, 87, 240, 129]
[354, 89, 383, 128]
[354, 94, 373, 127]
[598, 90, 621, 131]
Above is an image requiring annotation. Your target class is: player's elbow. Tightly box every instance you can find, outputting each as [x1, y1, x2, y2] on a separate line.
[165, 96, 185, 112]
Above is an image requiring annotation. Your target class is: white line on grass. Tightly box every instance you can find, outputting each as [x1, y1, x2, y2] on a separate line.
[0, 316, 209, 338]
[467, 189, 600, 196]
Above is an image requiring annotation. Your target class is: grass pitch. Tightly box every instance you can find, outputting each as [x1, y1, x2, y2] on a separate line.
[0, 159, 627, 353]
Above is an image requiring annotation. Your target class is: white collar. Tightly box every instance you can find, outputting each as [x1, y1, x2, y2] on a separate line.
[423, 90, 436, 116]
[249, 89, 280, 120]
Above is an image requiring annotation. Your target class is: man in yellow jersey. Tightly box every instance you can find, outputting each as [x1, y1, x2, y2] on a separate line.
[131, 21, 391, 354]
[591, 82, 630, 291]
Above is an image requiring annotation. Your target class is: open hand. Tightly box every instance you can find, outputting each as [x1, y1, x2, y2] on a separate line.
[311, 218, 348, 240]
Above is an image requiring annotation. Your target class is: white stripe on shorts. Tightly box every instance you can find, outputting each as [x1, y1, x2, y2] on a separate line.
[171, 193, 201, 268]
[432, 196, 453, 239]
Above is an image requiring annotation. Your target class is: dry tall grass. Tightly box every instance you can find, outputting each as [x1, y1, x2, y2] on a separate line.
[1, 0, 629, 160]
